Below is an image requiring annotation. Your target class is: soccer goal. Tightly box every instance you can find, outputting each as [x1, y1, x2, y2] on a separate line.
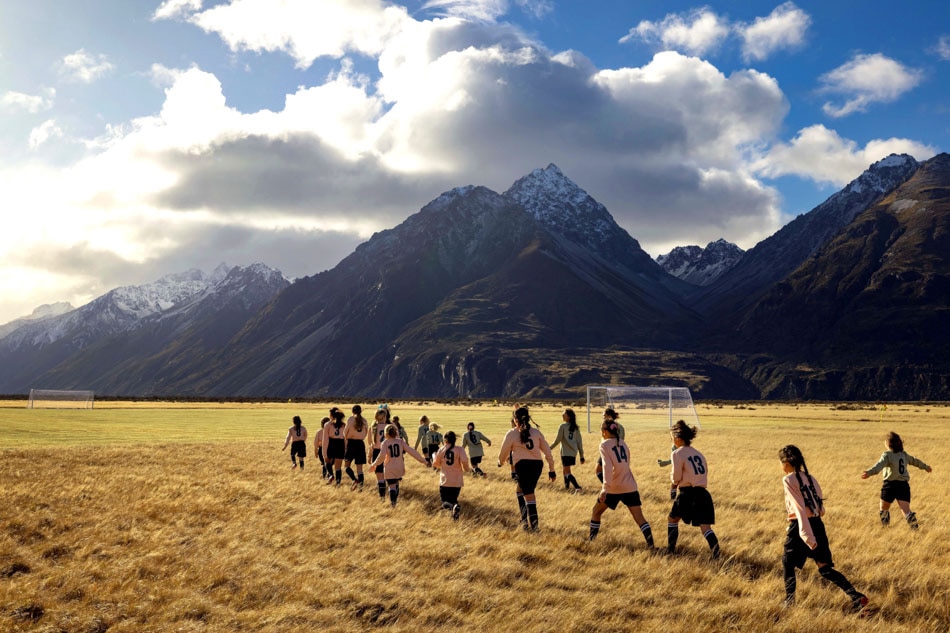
[585, 385, 700, 432]
[27, 389, 95, 409]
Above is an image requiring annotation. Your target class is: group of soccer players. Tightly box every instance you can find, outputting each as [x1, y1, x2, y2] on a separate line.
[283, 403, 931, 614]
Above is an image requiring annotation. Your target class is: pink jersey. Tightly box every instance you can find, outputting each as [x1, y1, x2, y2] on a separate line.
[598, 438, 638, 494]
[344, 417, 368, 442]
[783, 471, 825, 548]
[322, 422, 346, 453]
[283, 424, 307, 448]
[432, 444, 470, 488]
[497, 427, 556, 470]
[314, 428, 323, 452]
[368, 438, 427, 479]
[671, 445, 709, 488]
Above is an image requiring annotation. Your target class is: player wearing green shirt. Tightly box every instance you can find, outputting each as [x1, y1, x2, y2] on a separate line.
[861, 431, 932, 529]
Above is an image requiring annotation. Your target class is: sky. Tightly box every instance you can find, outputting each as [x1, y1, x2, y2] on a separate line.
[0, 0, 947, 324]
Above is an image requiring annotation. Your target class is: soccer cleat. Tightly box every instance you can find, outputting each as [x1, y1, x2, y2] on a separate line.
[291, 463, 297, 470]
[452, 504, 461, 521]
[350, 480, 360, 491]
[879, 510, 890, 526]
[850, 594, 869, 613]
[906, 512, 919, 530]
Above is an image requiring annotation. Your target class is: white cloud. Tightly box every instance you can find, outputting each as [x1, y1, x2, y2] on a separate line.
[819, 53, 923, 117]
[29, 119, 64, 149]
[737, 2, 810, 61]
[152, 0, 202, 21]
[753, 124, 937, 186]
[1, 89, 54, 113]
[422, 0, 508, 22]
[59, 49, 115, 83]
[935, 35, 950, 61]
[165, 0, 413, 68]
[621, 7, 729, 57]
[514, 0, 553, 19]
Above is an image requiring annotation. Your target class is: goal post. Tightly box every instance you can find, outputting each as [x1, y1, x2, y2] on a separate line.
[27, 389, 95, 409]
[585, 385, 700, 433]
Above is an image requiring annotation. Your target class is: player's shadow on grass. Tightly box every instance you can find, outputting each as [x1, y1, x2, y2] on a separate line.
[399, 486, 524, 528]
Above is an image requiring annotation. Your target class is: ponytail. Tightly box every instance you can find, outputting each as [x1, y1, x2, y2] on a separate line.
[515, 406, 532, 444]
[564, 408, 578, 433]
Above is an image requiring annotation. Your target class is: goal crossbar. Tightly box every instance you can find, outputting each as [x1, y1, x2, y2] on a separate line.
[585, 385, 699, 432]
[27, 389, 95, 409]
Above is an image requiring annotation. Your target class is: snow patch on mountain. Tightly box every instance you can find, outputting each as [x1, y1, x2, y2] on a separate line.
[0, 302, 75, 340]
[657, 239, 744, 286]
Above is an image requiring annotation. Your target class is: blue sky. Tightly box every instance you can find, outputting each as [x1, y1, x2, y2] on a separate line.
[0, 0, 946, 323]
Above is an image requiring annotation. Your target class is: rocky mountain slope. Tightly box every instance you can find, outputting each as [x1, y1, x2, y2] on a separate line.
[656, 239, 744, 286]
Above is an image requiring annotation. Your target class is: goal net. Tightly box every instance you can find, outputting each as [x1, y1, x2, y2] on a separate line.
[27, 389, 95, 409]
[585, 385, 700, 433]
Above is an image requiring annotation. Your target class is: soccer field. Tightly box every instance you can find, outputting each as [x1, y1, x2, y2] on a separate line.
[1, 401, 949, 631]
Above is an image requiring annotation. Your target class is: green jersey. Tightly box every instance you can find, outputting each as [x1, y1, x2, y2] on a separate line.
[865, 450, 930, 482]
[549, 422, 584, 459]
[462, 430, 491, 458]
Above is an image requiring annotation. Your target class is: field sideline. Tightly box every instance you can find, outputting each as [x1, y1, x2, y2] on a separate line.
[2, 401, 949, 631]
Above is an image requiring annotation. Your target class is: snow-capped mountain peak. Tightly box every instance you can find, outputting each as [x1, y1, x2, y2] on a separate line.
[657, 239, 744, 286]
[844, 153, 918, 195]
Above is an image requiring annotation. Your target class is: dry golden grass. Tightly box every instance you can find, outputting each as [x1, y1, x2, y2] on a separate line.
[2, 402, 949, 632]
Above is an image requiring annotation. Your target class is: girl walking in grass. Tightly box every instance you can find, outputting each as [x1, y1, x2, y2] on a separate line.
[415, 415, 432, 465]
[315, 417, 330, 479]
[322, 408, 347, 485]
[432, 431, 470, 520]
[368, 424, 428, 507]
[780, 445, 868, 612]
[282, 415, 308, 470]
[861, 431, 932, 529]
[392, 415, 410, 442]
[588, 418, 653, 547]
[425, 423, 443, 467]
[343, 405, 369, 491]
[667, 420, 720, 559]
[550, 408, 585, 492]
[370, 406, 391, 499]
[462, 422, 492, 477]
[497, 406, 557, 531]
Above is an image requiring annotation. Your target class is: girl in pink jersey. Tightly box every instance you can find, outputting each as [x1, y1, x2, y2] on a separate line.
[322, 408, 346, 485]
[588, 419, 654, 547]
[667, 420, 719, 558]
[497, 406, 556, 531]
[432, 431, 471, 520]
[343, 405, 369, 491]
[367, 424, 428, 507]
[282, 415, 308, 470]
[370, 405, 391, 499]
[780, 445, 868, 612]
[315, 416, 330, 479]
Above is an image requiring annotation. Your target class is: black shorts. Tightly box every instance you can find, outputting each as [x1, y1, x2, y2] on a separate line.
[290, 440, 306, 458]
[385, 478, 402, 485]
[440, 486, 461, 505]
[470, 455, 483, 466]
[669, 487, 715, 526]
[326, 438, 345, 460]
[561, 455, 576, 467]
[604, 490, 641, 510]
[428, 444, 440, 459]
[372, 448, 383, 474]
[881, 480, 911, 503]
[345, 441, 367, 464]
[784, 517, 834, 569]
[514, 460, 544, 494]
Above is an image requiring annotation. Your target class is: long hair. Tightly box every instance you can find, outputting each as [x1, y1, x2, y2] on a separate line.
[601, 418, 621, 448]
[887, 431, 903, 453]
[292, 415, 302, 429]
[779, 445, 823, 514]
[671, 420, 697, 446]
[352, 405, 365, 432]
[385, 424, 398, 439]
[332, 409, 345, 429]
[564, 408, 578, 433]
[514, 406, 532, 444]
[444, 430, 457, 447]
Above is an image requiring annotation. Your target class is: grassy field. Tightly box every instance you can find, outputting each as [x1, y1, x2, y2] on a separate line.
[1, 401, 949, 632]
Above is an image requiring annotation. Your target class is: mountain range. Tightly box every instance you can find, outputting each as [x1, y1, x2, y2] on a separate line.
[2, 154, 948, 400]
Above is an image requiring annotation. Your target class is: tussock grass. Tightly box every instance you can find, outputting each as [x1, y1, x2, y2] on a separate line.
[1, 403, 949, 631]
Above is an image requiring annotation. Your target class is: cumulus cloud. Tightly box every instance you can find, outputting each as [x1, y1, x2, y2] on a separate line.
[152, 0, 202, 21]
[1, 90, 54, 113]
[737, 2, 810, 61]
[753, 124, 938, 186]
[819, 53, 923, 117]
[29, 119, 64, 149]
[620, 7, 729, 57]
[59, 49, 115, 83]
[935, 35, 950, 61]
[158, 0, 412, 68]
